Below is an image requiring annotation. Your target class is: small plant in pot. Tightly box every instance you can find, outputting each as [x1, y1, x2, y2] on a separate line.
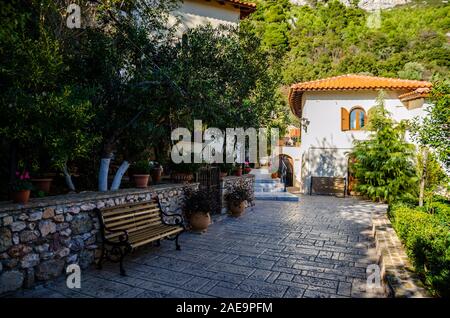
[232, 164, 243, 176]
[171, 163, 196, 183]
[243, 161, 252, 174]
[183, 189, 213, 233]
[225, 182, 251, 217]
[149, 161, 163, 184]
[218, 163, 233, 180]
[30, 163, 53, 194]
[132, 160, 151, 188]
[10, 170, 33, 204]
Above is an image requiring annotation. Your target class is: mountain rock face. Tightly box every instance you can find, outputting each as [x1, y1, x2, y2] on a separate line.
[289, 0, 412, 11]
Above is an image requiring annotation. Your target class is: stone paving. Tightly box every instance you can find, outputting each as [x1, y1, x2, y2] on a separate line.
[11, 196, 387, 298]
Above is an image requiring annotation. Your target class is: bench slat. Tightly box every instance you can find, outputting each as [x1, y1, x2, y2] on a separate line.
[103, 208, 160, 222]
[104, 211, 161, 226]
[106, 216, 162, 232]
[102, 204, 158, 217]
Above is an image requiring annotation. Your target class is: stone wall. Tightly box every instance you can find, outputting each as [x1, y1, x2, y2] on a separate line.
[0, 183, 198, 295]
[221, 174, 255, 213]
[0, 175, 255, 295]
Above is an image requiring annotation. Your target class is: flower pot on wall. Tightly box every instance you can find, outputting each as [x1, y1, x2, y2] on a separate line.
[234, 168, 242, 177]
[189, 212, 211, 232]
[11, 190, 31, 204]
[31, 178, 53, 193]
[133, 174, 150, 188]
[171, 172, 194, 183]
[151, 168, 162, 184]
[229, 201, 246, 217]
[220, 172, 228, 180]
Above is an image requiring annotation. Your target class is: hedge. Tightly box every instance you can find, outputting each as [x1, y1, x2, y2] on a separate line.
[389, 202, 450, 297]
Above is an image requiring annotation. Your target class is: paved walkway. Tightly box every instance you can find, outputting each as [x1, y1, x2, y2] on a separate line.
[12, 196, 387, 298]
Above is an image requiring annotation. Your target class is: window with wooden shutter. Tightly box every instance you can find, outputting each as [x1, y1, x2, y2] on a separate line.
[341, 107, 349, 131]
[349, 107, 366, 130]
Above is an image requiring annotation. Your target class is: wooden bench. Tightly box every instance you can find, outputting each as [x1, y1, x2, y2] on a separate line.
[94, 198, 185, 275]
[310, 176, 346, 197]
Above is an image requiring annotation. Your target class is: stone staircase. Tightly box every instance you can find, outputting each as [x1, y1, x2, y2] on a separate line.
[251, 169, 300, 202]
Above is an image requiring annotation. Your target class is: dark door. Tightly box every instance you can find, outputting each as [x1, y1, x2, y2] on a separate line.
[197, 166, 222, 215]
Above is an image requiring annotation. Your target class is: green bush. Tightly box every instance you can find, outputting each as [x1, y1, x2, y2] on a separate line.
[389, 203, 450, 297]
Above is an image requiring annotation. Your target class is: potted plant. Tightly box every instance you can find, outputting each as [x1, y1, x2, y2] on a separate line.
[218, 163, 233, 180]
[171, 163, 195, 183]
[132, 160, 151, 188]
[10, 170, 33, 204]
[30, 162, 53, 194]
[243, 161, 252, 174]
[225, 181, 251, 217]
[149, 161, 163, 184]
[183, 189, 213, 232]
[232, 164, 242, 176]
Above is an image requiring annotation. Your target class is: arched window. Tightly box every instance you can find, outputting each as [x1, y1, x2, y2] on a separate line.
[349, 107, 366, 130]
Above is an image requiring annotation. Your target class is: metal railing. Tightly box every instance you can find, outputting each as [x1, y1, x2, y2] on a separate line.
[280, 160, 287, 192]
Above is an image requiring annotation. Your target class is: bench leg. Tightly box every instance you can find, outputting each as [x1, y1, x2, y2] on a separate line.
[175, 234, 181, 251]
[97, 244, 106, 270]
[156, 239, 161, 247]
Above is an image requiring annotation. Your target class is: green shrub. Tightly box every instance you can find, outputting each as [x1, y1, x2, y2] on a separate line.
[390, 204, 450, 297]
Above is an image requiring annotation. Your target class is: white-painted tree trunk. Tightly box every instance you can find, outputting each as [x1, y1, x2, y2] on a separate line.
[110, 161, 130, 191]
[98, 158, 111, 192]
[63, 164, 76, 192]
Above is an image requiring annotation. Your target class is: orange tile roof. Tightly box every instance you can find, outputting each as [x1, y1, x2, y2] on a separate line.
[291, 74, 432, 92]
[398, 87, 431, 102]
[225, 0, 257, 9]
[288, 74, 433, 119]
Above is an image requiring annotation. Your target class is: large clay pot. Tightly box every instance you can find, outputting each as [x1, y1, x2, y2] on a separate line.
[189, 212, 211, 232]
[31, 178, 53, 193]
[133, 174, 150, 188]
[151, 168, 162, 184]
[11, 190, 31, 204]
[234, 168, 242, 177]
[171, 172, 194, 183]
[229, 201, 246, 217]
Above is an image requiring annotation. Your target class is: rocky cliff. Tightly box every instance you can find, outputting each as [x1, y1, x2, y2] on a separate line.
[289, 0, 412, 11]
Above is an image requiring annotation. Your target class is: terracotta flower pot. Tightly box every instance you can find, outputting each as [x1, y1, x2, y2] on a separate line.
[11, 190, 31, 204]
[133, 174, 150, 188]
[271, 172, 278, 179]
[244, 167, 252, 174]
[229, 201, 246, 217]
[151, 168, 162, 184]
[31, 178, 53, 193]
[171, 172, 194, 183]
[189, 212, 211, 232]
[234, 168, 242, 177]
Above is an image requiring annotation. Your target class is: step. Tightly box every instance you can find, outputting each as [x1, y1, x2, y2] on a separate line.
[254, 178, 281, 184]
[254, 192, 300, 202]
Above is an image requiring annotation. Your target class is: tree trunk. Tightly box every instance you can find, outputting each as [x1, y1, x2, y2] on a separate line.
[98, 158, 111, 192]
[63, 163, 76, 192]
[9, 141, 18, 183]
[419, 148, 428, 207]
[110, 160, 129, 191]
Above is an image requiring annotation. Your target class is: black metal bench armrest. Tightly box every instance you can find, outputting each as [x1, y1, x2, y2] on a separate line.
[104, 227, 129, 243]
[160, 210, 185, 229]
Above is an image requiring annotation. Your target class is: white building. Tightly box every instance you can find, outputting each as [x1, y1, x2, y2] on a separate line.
[288, 74, 432, 195]
[170, 0, 256, 34]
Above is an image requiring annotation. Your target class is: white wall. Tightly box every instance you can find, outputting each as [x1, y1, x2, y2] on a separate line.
[297, 90, 430, 193]
[170, 0, 241, 36]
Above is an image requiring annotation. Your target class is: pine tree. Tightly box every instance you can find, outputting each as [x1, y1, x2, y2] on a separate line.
[350, 94, 418, 203]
